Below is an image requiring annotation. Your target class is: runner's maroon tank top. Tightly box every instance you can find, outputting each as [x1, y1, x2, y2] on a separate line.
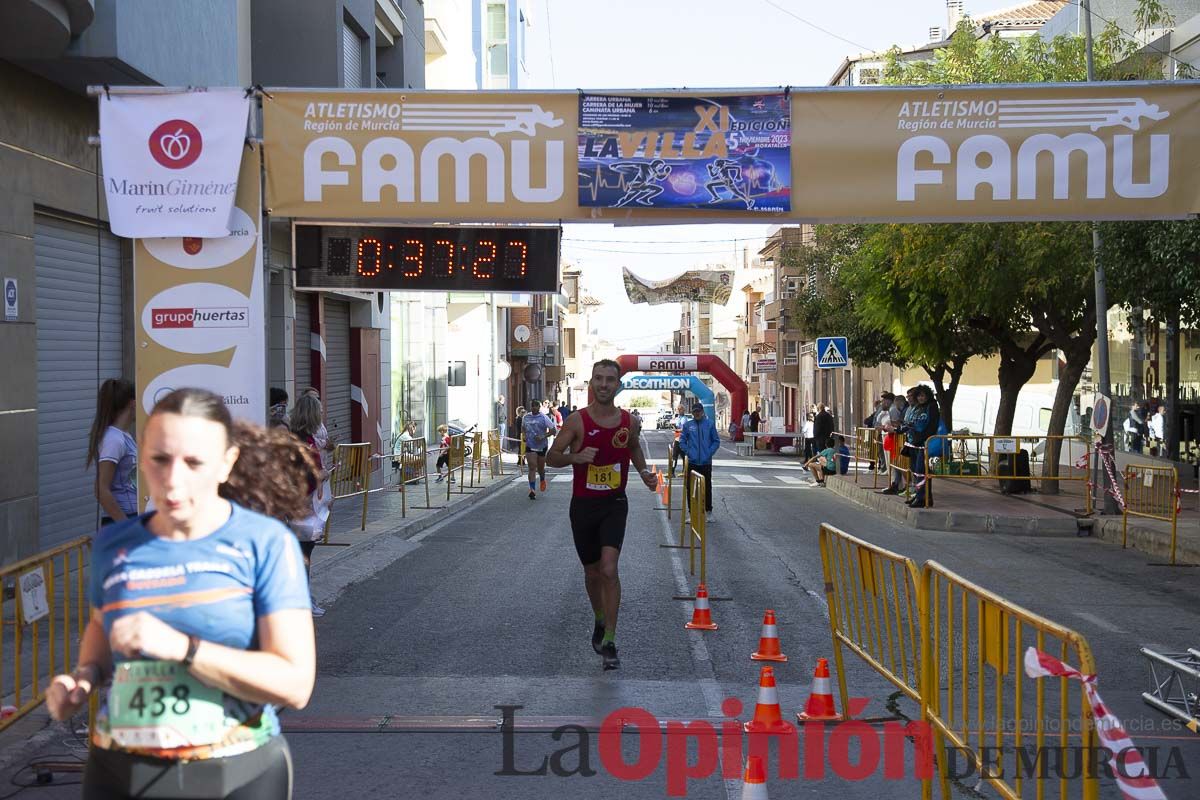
[572, 408, 633, 498]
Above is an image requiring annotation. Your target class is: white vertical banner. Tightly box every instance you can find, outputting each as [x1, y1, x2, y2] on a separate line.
[100, 89, 250, 238]
[135, 146, 266, 427]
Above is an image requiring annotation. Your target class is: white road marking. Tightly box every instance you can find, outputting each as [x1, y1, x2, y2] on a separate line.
[776, 475, 805, 485]
[1072, 611, 1127, 634]
[730, 473, 762, 484]
[552, 475, 573, 483]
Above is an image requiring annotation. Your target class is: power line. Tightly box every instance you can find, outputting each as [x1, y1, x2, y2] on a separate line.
[1062, 0, 1193, 74]
[544, 0, 557, 87]
[563, 235, 769, 245]
[563, 243, 760, 256]
[759, 0, 876, 54]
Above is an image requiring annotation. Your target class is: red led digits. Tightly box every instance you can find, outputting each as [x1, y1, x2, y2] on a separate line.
[433, 239, 455, 278]
[358, 237, 383, 277]
[402, 239, 423, 278]
[502, 240, 528, 278]
[473, 240, 497, 279]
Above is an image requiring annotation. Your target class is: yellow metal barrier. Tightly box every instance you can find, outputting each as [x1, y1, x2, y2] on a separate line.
[395, 437, 430, 517]
[469, 431, 484, 487]
[1122, 463, 1183, 565]
[819, 524, 923, 711]
[664, 444, 684, 521]
[920, 561, 1098, 800]
[487, 430, 503, 477]
[322, 442, 372, 543]
[1, 536, 91, 732]
[853, 427, 882, 487]
[676, 455, 691, 547]
[922, 434, 1092, 513]
[686, 473, 707, 584]
[447, 434, 468, 499]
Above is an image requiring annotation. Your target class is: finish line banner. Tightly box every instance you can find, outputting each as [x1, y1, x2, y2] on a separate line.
[263, 83, 1200, 223]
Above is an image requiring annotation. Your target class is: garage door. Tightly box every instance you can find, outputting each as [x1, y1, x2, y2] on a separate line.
[294, 292, 311, 393]
[324, 299, 353, 444]
[35, 214, 124, 548]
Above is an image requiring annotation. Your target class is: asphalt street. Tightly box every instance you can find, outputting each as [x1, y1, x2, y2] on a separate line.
[18, 430, 1196, 799]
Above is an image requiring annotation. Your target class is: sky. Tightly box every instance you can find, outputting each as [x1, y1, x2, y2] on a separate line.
[514, 0, 970, 349]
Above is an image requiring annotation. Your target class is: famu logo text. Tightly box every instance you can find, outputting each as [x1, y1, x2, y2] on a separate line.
[897, 96, 1170, 202]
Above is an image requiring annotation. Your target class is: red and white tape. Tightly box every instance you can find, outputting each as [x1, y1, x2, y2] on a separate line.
[1024, 648, 1166, 800]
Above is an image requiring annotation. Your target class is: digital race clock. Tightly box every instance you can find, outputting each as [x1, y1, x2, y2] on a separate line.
[293, 224, 561, 293]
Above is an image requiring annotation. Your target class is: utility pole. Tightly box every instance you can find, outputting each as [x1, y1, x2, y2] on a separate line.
[1083, 0, 1118, 514]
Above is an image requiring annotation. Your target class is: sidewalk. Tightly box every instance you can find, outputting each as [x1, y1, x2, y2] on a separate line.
[827, 468, 1200, 564]
[0, 455, 519, 778]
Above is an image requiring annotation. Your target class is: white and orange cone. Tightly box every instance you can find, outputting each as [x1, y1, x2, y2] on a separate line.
[685, 583, 718, 630]
[740, 754, 769, 799]
[743, 666, 793, 734]
[750, 609, 787, 662]
[796, 657, 842, 722]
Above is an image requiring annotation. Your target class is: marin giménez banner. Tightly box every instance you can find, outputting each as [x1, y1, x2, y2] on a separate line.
[578, 93, 791, 212]
[100, 89, 251, 238]
[790, 82, 1200, 221]
[622, 267, 734, 305]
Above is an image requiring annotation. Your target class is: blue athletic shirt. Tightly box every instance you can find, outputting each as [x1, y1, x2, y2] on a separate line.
[89, 502, 310, 756]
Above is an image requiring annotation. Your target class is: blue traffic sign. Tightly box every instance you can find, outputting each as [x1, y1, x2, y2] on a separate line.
[815, 336, 849, 369]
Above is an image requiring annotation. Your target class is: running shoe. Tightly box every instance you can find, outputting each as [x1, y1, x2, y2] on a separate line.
[600, 641, 620, 670]
[435, 474, 445, 483]
[592, 621, 605, 654]
[539, 478, 547, 492]
[528, 490, 536, 500]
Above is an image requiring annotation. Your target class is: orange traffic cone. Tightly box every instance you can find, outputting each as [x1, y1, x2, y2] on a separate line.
[740, 754, 769, 799]
[743, 666, 793, 734]
[685, 583, 718, 630]
[750, 610, 787, 662]
[796, 658, 842, 722]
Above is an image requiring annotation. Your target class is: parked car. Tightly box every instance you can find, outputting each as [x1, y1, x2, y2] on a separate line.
[656, 410, 674, 429]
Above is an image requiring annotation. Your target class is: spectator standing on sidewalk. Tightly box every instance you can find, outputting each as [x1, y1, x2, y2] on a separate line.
[268, 388, 290, 430]
[288, 394, 332, 618]
[878, 388, 915, 496]
[679, 402, 721, 521]
[749, 407, 762, 433]
[86, 378, 138, 526]
[813, 404, 835, 452]
[903, 386, 940, 508]
[873, 394, 894, 475]
[495, 395, 508, 453]
[802, 413, 815, 460]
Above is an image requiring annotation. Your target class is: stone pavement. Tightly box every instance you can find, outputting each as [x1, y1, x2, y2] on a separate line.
[827, 466, 1200, 565]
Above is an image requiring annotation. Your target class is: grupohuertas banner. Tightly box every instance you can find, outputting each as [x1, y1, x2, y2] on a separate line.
[790, 82, 1200, 221]
[263, 84, 1200, 223]
[134, 145, 265, 433]
[579, 93, 791, 212]
[622, 267, 734, 306]
[101, 89, 250, 237]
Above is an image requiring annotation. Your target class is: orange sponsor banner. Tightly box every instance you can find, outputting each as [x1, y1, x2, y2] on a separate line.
[263, 83, 1200, 224]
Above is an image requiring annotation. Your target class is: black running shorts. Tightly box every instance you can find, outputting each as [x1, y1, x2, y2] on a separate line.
[527, 447, 547, 457]
[569, 495, 628, 565]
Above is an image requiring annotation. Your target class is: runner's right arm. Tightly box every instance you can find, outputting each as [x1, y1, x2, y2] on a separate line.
[546, 412, 596, 467]
[46, 608, 111, 720]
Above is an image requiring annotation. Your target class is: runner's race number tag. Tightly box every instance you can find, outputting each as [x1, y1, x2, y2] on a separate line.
[108, 660, 227, 749]
[586, 463, 621, 491]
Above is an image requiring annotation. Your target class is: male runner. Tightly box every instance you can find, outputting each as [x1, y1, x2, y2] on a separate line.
[548, 359, 658, 670]
[522, 402, 556, 500]
[704, 158, 755, 209]
[612, 159, 672, 208]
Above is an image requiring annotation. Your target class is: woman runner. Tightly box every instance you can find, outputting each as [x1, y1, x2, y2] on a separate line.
[46, 387, 318, 799]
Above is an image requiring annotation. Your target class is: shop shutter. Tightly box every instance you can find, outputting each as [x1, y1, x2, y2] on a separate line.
[342, 23, 364, 88]
[323, 299, 354, 443]
[34, 214, 123, 548]
[294, 293, 312, 393]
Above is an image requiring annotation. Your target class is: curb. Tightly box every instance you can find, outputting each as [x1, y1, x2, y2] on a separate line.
[313, 473, 519, 576]
[827, 476, 1199, 563]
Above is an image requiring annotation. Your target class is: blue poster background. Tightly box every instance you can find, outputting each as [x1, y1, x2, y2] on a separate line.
[578, 93, 791, 212]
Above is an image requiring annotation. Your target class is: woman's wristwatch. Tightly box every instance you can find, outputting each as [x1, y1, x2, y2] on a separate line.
[181, 634, 201, 668]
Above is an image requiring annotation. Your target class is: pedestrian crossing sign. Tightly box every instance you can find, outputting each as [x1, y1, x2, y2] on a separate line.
[816, 337, 849, 369]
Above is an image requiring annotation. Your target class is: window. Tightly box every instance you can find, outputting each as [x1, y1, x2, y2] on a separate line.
[563, 327, 576, 359]
[486, 3, 508, 84]
[785, 339, 799, 357]
[857, 68, 882, 85]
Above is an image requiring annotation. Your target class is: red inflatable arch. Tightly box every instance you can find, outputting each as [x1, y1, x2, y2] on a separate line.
[598, 354, 748, 438]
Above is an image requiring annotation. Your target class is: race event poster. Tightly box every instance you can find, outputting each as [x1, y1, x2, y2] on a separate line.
[622, 267, 733, 306]
[577, 93, 791, 212]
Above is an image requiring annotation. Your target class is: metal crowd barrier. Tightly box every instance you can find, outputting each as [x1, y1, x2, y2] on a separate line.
[922, 434, 1092, 513]
[487, 430, 503, 477]
[394, 437, 432, 516]
[322, 442, 373, 544]
[446, 434, 468, 499]
[853, 427, 884, 487]
[664, 443, 683, 520]
[818, 524, 923, 709]
[468, 431, 484, 487]
[673, 455, 691, 547]
[920, 561, 1098, 800]
[685, 472, 708, 584]
[1, 536, 91, 733]
[1121, 463, 1183, 565]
